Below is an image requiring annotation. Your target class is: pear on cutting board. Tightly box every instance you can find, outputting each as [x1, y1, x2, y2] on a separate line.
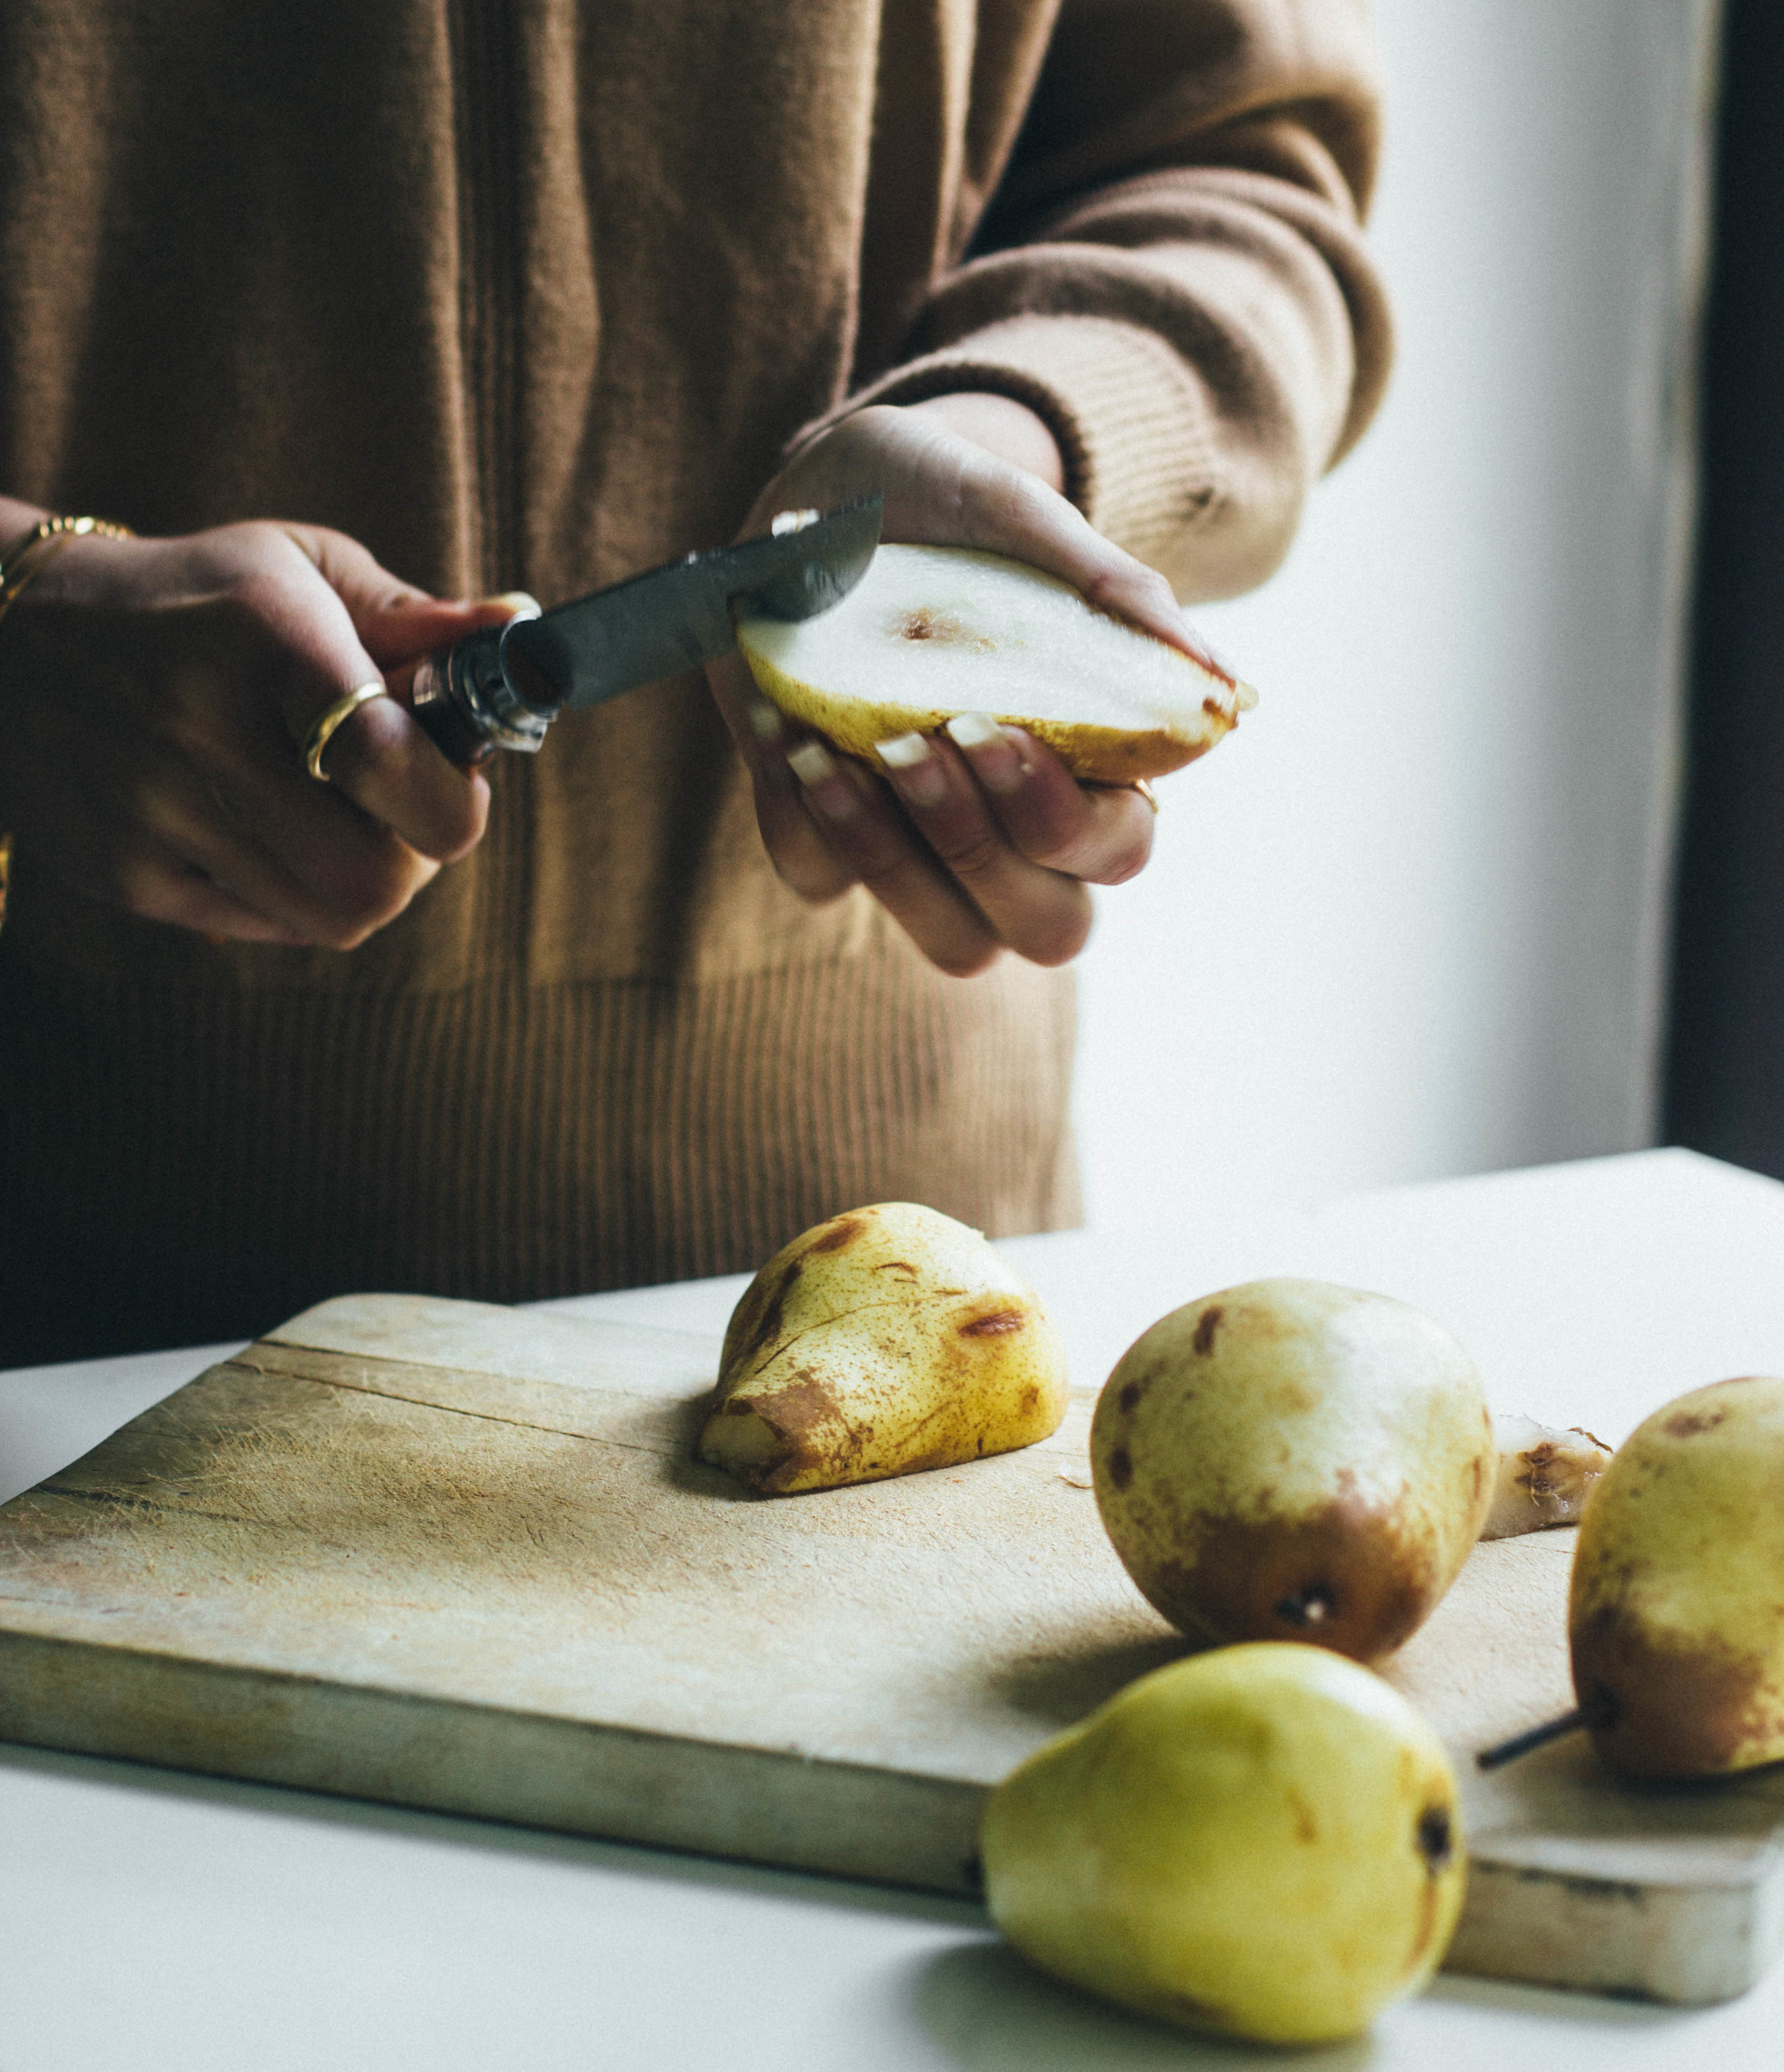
[980, 1642, 1466, 2045]
[697, 1202, 1068, 1495]
[1479, 1412, 1613, 1539]
[735, 543, 1254, 786]
[1570, 1375, 1784, 1776]
[1090, 1278, 1495, 1662]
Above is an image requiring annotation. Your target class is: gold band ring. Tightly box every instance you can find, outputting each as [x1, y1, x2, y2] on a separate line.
[1133, 778, 1159, 816]
[303, 683, 387, 782]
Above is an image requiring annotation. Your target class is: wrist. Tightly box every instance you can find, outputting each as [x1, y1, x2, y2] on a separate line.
[900, 393, 1066, 494]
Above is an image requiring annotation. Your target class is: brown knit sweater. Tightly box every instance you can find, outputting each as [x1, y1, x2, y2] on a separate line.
[0, 0, 1389, 1363]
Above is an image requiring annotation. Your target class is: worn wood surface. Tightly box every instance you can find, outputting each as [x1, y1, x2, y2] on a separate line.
[1, 1293, 1779, 2005]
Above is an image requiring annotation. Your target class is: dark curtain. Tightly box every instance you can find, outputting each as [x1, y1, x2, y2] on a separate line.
[1664, 0, 1784, 1173]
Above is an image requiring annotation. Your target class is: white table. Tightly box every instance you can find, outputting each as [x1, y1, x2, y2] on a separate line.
[5, 1148, 1784, 2071]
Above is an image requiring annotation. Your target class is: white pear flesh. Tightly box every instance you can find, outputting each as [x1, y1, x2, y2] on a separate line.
[1479, 1412, 1613, 1539]
[1570, 1375, 1784, 1776]
[698, 1202, 1068, 1495]
[1090, 1279, 1496, 1663]
[735, 544, 1252, 785]
[980, 1642, 1466, 2045]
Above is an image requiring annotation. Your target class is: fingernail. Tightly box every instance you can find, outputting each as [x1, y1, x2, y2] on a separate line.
[788, 739, 861, 822]
[481, 590, 542, 618]
[749, 699, 785, 744]
[876, 731, 947, 807]
[946, 712, 1025, 795]
[946, 712, 1005, 750]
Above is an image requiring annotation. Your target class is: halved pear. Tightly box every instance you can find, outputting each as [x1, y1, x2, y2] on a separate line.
[698, 1201, 1068, 1495]
[735, 544, 1254, 785]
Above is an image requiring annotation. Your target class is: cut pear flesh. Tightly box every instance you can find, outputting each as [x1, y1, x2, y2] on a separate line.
[736, 544, 1253, 785]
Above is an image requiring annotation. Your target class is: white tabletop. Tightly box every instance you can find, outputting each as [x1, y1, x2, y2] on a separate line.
[6, 1148, 1784, 2070]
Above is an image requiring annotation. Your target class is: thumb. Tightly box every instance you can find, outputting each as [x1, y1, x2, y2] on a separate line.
[278, 524, 537, 669]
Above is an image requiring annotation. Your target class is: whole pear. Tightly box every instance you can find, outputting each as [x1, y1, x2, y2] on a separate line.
[980, 1642, 1466, 2045]
[1091, 1280, 1495, 1662]
[1570, 1375, 1784, 1776]
[698, 1203, 1067, 1495]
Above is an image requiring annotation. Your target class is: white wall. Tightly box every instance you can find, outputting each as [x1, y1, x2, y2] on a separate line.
[1073, 0, 1720, 1228]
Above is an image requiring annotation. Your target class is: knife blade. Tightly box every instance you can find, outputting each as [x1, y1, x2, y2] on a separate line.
[407, 495, 882, 767]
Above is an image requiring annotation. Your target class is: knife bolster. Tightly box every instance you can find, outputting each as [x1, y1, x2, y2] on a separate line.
[410, 614, 552, 765]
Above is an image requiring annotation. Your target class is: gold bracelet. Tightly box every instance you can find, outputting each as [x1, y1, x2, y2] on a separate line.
[0, 513, 136, 624]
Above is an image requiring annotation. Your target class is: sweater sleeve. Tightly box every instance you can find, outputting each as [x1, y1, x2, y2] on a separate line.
[823, 0, 1392, 602]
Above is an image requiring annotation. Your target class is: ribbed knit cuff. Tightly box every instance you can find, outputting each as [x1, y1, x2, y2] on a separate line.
[801, 314, 1222, 580]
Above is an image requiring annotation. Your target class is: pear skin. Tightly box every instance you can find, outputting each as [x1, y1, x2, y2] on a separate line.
[736, 544, 1253, 786]
[1570, 1375, 1784, 1777]
[1091, 1280, 1495, 1662]
[698, 1203, 1067, 1495]
[980, 1642, 1466, 2045]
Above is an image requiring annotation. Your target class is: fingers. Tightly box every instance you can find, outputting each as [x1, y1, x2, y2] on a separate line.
[29, 773, 308, 945]
[308, 689, 490, 864]
[120, 839, 310, 944]
[216, 572, 490, 867]
[785, 738, 1004, 976]
[704, 653, 856, 904]
[933, 719, 1155, 885]
[871, 729, 1093, 966]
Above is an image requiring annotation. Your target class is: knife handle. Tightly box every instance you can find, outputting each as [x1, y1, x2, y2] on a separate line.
[409, 612, 552, 768]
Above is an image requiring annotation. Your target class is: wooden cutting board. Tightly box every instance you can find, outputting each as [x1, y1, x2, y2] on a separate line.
[1, 1293, 1780, 2007]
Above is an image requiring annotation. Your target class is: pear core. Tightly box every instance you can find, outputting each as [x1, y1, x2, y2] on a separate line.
[980, 1642, 1467, 2045]
[1570, 1374, 1784, 1776]
[1091, 1278, 1495, 1662]
[735, 544, 1252, 785]
[697, 1202, 1067, 1495]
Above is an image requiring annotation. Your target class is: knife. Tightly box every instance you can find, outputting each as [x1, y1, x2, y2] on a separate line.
[406, 495, 883, 767]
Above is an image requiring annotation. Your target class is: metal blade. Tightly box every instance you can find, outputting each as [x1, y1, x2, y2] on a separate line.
[499, 495, 882, 716]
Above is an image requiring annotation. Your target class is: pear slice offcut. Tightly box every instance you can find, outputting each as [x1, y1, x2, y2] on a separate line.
[736, 544, 1255, 786]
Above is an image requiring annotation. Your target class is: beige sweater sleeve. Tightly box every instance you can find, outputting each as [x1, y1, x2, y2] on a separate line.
[835, 0, 1391, 601]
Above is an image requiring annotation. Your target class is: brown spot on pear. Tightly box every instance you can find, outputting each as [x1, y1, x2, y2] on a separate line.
[1090, 1280, 1494, 1663]
[1569, 1375, 1784, 1775]
[698, 1202, 1067, 1495]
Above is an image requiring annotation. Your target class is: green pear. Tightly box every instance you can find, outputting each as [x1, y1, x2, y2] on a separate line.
[1570, 1375, 1784, 1776]
[980, 1642, 1466, 2044]
[1091, 1279, 1495, 1662]
[735, 543, 1254, 787]
[698, 1202, 1067, 1495]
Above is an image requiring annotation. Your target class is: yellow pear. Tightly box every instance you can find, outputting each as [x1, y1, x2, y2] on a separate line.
[980, 1642, 1466, 2045]
[697, 1202, 1067, 1495]
[735, 543, 1254, 786]
[1569, 1375, 1784, 1776]
[1091, 1279, 1495, 1662]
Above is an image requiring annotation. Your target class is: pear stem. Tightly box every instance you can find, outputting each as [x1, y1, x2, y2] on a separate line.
[1476, 1708, 1586, 1772]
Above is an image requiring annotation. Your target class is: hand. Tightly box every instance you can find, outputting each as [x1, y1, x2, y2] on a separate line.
[706, 397, 1217, 977]
[0, 517, 520, 946]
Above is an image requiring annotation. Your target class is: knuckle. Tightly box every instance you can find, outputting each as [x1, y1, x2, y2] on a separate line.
[931, 828, 1009, 886]
[933, 936, 1003, 979]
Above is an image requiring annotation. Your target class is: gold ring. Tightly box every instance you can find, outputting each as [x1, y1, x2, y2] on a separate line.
[1133, 778, 1159, 815]
[302, 683, 387, 782]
